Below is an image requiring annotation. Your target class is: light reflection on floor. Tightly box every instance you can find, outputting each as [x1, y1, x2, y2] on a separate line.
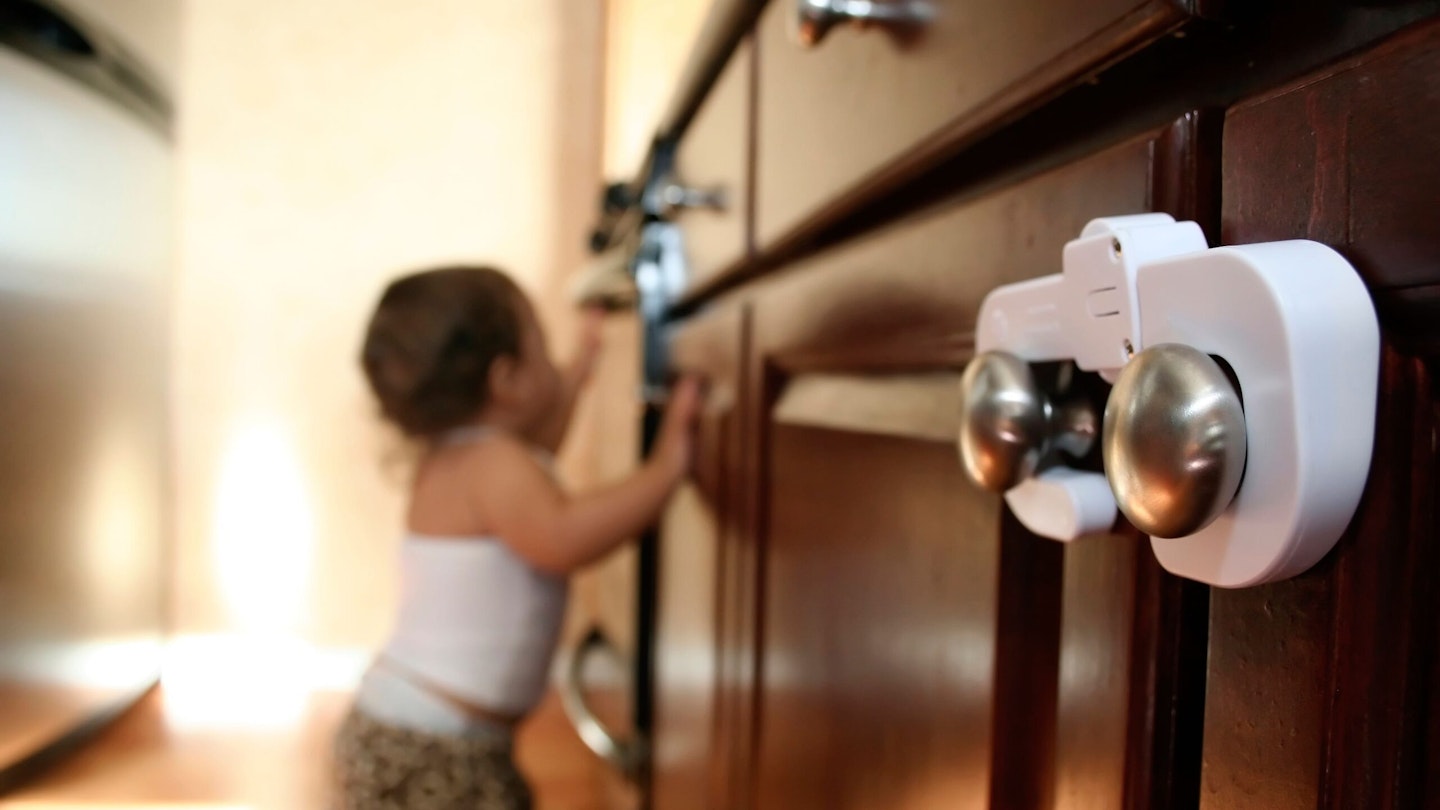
[159, 635, 366, 732]
[2, 635, 604, 809]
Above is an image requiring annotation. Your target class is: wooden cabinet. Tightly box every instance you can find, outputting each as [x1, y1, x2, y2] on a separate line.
[587, 5, 1440, 810]
[731, 118, 1213, 810]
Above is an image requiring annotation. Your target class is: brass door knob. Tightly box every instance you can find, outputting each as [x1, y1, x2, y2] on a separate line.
[958, 351, 1097, 493]
[1103, 343, 1247, 538]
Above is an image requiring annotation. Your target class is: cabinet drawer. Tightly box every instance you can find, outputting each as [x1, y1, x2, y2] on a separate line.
[753, 130, 1164, 359]
[675, 39, 752, 290]
[755, 0, 1203, 250]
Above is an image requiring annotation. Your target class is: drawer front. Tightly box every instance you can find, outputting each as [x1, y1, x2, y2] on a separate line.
[746, 116, 1214, 809]
[676, 38, 753, 290]
[755, 0, 1196, 249]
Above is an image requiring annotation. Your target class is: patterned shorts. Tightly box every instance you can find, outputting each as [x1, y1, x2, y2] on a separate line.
[332, 707, 533, 810]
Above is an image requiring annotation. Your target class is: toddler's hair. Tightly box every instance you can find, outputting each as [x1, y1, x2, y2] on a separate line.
[360, 266, 523, 439]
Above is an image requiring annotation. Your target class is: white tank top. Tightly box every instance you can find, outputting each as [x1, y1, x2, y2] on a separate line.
[377, 428, 569, 717]
[380, 533, 568, 716]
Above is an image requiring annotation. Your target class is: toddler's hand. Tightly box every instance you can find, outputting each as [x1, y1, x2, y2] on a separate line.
[656, 376, 704, 480]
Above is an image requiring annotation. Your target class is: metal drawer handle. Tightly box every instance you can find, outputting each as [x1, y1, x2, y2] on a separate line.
[658, 183, 727, 215]
[792, 0, 934, 48]
[556, 627, 648, 780]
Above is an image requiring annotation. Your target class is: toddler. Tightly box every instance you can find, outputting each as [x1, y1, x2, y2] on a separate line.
[332, 266, 699, 809]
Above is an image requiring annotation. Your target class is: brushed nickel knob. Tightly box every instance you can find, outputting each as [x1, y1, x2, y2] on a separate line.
[958, 351, 1097, 493]
[1103, 343, 1247, 539]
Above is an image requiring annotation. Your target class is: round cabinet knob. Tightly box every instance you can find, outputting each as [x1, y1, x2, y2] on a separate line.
[1103, 343, 1247, 539]
[958, 351, 1097, 493]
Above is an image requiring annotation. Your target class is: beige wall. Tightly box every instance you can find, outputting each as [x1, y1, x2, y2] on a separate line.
[172, 0, 604, 649]
[603, 0, 712, 179]
[82, 0, 707, 657]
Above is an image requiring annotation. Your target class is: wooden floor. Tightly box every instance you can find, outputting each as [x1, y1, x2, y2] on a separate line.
[2, 688, 607, 809]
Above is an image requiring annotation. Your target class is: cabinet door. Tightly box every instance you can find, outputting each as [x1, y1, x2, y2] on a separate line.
[745, 115, 1215, 810]
[1202, 20, 1440, 809]
[651, 304, 749, 810]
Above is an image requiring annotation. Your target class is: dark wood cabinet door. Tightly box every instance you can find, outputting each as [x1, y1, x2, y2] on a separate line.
[758, 412, 1006, 810]
[651, 304, 748, 810]
[1202, 20, 1440, 809]
[1054, 527, 1210, 810]
[739, 115, 1215, 810]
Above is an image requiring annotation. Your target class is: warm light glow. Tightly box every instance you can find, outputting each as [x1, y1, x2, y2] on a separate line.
[210, 420, 314, 635]
[894, 772, 989, 810]
[80, 421, 153, 616]
[72, 423, 165, 695]
[181, 423, 323, 729]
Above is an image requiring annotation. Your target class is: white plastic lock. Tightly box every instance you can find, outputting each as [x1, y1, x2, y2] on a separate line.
[974, 215, 1380, 587]
[976, 214, 1208, 382]
[1004, 467, 1121, 542]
